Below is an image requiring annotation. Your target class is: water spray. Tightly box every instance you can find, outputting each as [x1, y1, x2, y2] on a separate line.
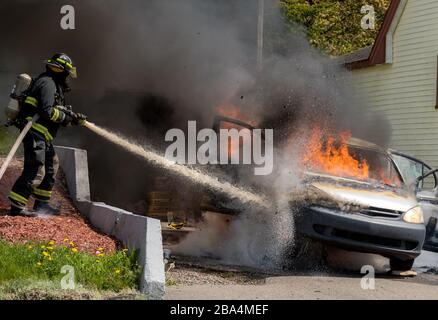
[83, 121, 270, 208]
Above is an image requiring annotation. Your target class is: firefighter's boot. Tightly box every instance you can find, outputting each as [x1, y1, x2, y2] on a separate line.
[9, 205, 38, 218]
[33, 201, 60, 216]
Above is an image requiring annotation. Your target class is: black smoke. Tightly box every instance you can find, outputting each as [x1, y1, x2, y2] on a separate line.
[0, 0, 390, 207]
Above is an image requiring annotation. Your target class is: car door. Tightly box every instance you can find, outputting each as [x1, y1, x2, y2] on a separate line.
[390, 151, 438, 252]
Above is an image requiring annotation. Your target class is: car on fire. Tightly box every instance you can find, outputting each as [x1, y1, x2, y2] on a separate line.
[210, 116, 438, 271]
[294, 138, 430, 271]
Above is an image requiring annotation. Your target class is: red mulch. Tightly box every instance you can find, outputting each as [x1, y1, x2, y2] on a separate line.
[0, 158, 118, 254]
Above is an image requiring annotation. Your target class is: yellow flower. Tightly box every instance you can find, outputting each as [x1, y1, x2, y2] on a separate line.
[71, 248, 78, 253]
[97, 253, 104, 257]
[96, 260, 101, 263]
[114, 269, 121, 275]
[40, 245, 46, 249]
[97, 247, 104, 252]
[48, 256, 53, 261]
[36, 262, 42, 266]
[42, 251, 50, 257]
[48, 240, 55, 246]
[63, 238, 69, 242]
[69, 241, 75, 247]
[47, 246, 54, 251]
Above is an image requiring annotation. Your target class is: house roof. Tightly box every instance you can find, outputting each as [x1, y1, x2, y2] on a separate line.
[340, 46, 372, 64]
[344, 0, 403, 70]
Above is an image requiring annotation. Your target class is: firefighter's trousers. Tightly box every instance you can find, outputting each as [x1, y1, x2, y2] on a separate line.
[8, 132, 59, 209]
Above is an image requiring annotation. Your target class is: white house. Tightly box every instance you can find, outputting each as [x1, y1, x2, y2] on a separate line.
[345, 0, 438, 168]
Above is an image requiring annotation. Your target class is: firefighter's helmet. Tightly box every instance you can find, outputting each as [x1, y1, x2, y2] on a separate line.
[45, 53, 77, 78]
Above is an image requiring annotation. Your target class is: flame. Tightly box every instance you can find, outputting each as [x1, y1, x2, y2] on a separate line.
[215, 103, 255, 159]
[215, 104, 257, 127]
[301, 128, 370, 181]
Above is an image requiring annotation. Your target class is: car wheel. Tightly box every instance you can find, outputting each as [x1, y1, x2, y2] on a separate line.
[390, 257, 414, 271]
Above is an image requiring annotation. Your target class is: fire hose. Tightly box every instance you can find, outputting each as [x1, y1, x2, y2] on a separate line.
[0, 114, 39, 181]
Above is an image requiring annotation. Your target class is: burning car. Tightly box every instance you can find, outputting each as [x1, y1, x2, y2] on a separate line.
[210, 116, 433, 271]
[294, 135, 426, 271]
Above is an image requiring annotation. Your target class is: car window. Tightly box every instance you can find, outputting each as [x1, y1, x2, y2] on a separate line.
[391, 154, 435, 190]
[348, 147, 402, 187]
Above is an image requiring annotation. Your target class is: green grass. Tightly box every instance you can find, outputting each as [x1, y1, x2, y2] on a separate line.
[0, 279, 145, 300]
[0, 240, 141, 293]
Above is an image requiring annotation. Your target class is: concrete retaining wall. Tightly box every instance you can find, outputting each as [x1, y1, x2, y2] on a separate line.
[55, 146, 165, 299]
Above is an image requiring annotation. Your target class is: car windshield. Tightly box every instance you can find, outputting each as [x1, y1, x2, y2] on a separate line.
[304, 145, 402, 187]
[347, 147, 402, 187]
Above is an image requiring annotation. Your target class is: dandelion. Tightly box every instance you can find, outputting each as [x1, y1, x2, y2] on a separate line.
[36, 262, 42, 267]
[69, 241, 75, 247]
[42, 251, 50, 257]
[63, 238, 69, 243]
[40, 245, 46, 249]
[97, 253, 104, 257]
[97, 247, 104, 252]
[48, 240, 55, 246]
[71, 248, 78, 253]
[114, 269, 121, 275]
[47, 246, 54, 251]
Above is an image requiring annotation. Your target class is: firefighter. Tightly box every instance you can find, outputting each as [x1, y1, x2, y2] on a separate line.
[8, 53, 87, 217]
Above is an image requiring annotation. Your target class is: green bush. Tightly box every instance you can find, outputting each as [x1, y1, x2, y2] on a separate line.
[280, 0, 390, 55]
[0, 240, 141, 292]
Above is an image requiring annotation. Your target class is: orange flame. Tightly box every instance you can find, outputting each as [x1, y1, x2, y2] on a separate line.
[215, 104, 257, 127]
[215, 104, 255, 159]
[301, 128, 370, 180]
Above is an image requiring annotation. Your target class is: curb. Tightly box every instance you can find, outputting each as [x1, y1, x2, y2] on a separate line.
[54, 146, 165, 299]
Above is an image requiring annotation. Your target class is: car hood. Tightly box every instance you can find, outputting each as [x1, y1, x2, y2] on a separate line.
[310, 180, 418, 213]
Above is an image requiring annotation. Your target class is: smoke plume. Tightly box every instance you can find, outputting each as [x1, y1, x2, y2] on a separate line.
[0, 0, 390, 268]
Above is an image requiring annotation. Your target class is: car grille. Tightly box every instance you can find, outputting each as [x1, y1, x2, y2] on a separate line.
[329, 228, 418, 250]
[359, 207, 403, 219]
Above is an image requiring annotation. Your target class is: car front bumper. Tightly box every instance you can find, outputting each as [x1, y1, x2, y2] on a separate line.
[296, 206, 426, 261]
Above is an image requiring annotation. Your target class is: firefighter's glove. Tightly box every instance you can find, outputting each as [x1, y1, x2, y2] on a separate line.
[72, 113, 87, 126]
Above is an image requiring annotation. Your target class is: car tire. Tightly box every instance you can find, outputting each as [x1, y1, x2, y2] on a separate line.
[390, 257, 414, 271]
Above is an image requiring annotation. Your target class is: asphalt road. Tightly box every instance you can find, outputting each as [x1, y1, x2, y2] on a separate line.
[166, 273, 438, 300]
[165, 250, 438, 300]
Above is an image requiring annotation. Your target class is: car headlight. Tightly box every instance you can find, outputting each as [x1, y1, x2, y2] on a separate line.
[403, 206, 424, 224]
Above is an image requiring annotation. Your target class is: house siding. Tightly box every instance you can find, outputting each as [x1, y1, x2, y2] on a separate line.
[349, 0, 438, 168]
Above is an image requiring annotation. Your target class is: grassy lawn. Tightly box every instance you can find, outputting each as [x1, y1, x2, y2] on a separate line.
[0, 240, 143, 299]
